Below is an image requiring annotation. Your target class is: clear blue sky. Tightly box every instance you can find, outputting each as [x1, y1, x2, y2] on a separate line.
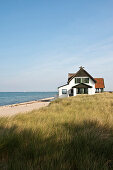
[0, 0, 113, 91]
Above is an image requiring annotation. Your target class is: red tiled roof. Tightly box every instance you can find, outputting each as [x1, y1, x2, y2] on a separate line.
[94, 78, 105, 88]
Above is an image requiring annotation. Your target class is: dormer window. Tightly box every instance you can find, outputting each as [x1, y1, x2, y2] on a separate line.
[75, 78, 89, 84]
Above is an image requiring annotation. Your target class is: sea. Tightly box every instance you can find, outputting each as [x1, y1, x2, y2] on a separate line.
[0, 92, 58, 106]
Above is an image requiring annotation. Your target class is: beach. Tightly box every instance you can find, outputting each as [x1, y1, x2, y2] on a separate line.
[0, 97, 54, 117]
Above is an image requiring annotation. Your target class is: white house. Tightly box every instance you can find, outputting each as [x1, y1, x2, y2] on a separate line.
[58, 67, 105, 97]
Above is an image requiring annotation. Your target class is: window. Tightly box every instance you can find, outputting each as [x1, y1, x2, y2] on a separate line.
[77, 88, 88, 94]
[75, 78, 81, 83]
[75, 78, 89, 84]
[62, 89, 67, 94]
[77, 88, 84, 94]
[82, 78, 89, 83]
[75, 78, 77, 83]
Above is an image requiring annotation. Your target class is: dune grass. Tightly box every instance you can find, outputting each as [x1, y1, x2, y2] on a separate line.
[0, 93, 113, 170]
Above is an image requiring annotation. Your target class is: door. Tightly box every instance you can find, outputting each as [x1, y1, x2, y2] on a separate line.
[84, 88, 88, 94]
[78, 88, 84, 94]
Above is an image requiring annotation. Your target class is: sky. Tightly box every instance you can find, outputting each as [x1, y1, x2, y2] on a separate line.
[0, 0, 113, 92]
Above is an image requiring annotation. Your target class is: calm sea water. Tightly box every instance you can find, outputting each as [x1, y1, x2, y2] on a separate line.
[0, 92, 58, 106]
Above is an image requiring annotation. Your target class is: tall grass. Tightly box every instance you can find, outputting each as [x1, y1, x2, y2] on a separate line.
[0, 93, 113, 170]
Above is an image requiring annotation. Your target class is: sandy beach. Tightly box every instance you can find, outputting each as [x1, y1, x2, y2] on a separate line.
[0, 97, 54, 117]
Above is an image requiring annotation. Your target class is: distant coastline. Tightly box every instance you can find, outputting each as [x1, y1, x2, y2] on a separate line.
[0, 92, 58, 106]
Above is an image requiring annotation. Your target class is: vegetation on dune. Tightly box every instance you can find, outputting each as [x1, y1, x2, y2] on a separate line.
[0, 93, 113, 170]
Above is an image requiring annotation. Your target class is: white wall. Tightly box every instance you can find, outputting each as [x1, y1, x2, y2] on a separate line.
[88, 78, 95, 95]
[73, 88, 76, 96]
[58, 85, 69, 98]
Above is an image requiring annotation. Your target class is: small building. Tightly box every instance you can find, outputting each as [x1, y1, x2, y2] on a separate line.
[58, 67, 105, 97]
[95, 78, 105, 93]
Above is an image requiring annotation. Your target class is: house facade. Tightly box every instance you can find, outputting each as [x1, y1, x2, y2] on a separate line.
[58, 67, 105, 97]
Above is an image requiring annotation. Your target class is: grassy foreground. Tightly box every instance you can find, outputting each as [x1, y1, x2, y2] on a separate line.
[0, 93, 113, 170]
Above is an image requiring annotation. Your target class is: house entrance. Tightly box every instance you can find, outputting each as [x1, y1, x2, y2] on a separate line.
[77, 88, 88, 94]
[69, 88, 73, 96]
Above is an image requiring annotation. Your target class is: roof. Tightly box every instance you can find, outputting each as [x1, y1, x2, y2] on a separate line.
[72, 83, 92, 88]
[68, 73, 75, 80]
[94, 78, 105, 88]
[68, 67, 96, 83]
[58, 83, 68, 89]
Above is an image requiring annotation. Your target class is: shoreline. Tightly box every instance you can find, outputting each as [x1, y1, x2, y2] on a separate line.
[0, 97, 55, 117]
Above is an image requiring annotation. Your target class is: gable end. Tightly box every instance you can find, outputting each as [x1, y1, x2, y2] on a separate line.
[68, 68, 96, 83]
